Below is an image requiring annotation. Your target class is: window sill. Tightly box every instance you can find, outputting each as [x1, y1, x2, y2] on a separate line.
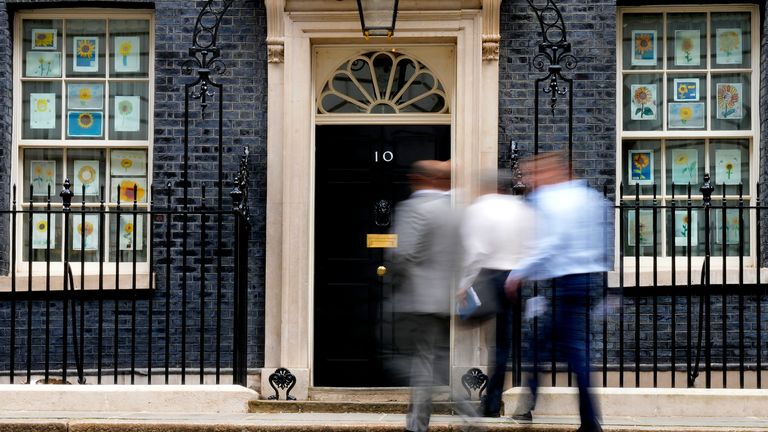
[607, 267, 768, 288]
[0, 273, 153, 292]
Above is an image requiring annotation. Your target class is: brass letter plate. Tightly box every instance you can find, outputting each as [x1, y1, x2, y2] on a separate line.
[367, 234, 398, 248]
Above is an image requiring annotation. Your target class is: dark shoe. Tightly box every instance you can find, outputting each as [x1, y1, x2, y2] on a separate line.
[481, 410, 500, 418]
[576, 423, 602, 432]
[511, 411, 532, 421]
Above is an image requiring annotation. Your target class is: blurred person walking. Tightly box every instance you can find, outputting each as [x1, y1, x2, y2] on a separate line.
[456, 171, 535, 417]
[505, 152, 607, 432]
[390, 160, 461, 432]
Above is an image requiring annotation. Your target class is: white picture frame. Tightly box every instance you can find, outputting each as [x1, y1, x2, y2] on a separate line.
[73, 214, 99, 251]
[114, 96, 141, 132]
[674, 211, 698, 247]
[26, 52, 61, 77]
[73, 160, 100, 196]
[30, 93, 56, 129]
[72, 36, 99, 73]
[714, 149, 742, 185]
[674, 30, 701, 67]
[715, 28, 742, 65]
[114, 36, 141, 73]
[32, 214, 56, 249]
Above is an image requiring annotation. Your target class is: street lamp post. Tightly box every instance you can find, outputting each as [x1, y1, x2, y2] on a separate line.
[356, 0, 399, 38]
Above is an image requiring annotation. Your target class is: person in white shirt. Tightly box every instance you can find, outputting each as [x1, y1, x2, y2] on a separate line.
[457, 171, 535, 417]
[505, 152, 607, 432]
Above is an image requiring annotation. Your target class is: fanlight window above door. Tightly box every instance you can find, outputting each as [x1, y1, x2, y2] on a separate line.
[318, 51, 448, 114]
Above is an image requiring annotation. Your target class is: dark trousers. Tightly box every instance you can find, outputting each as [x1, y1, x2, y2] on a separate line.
[525, 273, 599, 428]
[404, 313, 449, 432]
[473, 268, 512, 416]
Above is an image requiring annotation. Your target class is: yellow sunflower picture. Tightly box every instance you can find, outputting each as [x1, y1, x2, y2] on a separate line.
[630, 85, 655, 120]
[119, 215, 143, 251]
[73, 37, 99, 72]
[32, 29, 56, 50]
[31, 214, 56, 249]
[716, 83, 742, 119]
[716, 28, 742, 65]
[74, 160, 100, 196]
[73, 215, 99, 251]
[632, 30, 656, 66]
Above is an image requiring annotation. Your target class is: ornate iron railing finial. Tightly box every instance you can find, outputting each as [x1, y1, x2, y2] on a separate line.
[181, 0, 235, 111]
[527, 0, 577, 115]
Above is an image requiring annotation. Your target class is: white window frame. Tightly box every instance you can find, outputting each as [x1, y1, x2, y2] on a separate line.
[614, 4, 761, 283]
[9, 9, 155, 279]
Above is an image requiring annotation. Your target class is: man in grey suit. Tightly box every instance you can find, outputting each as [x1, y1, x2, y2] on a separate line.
[390, 160, 464, 432]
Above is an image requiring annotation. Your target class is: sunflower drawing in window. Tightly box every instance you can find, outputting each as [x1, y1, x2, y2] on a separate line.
[628, 150, 653, 185]
[32, 214, 56, 249]
[68, 111, 103, 137]
[112, 178, 147, 203]
[716, 83, 743, 120]
[73, 215, 99, 251]
[630, 84, 656, 120]
[73, 37, 98, 72]
[119, 215, 143, 251]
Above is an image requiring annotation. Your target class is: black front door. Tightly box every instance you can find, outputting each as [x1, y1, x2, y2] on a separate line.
[314, 124, 450, 387]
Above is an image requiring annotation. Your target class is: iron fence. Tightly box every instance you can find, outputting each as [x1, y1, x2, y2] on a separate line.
[0, 153, 250, 386]
[510, 175, 766, 389]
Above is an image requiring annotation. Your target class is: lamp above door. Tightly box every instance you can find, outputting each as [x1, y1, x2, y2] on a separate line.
[356, 0, 399, 38]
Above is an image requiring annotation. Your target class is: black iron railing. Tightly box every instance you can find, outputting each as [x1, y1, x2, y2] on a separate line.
[0, 152, 251, 385]
[511, 177, 766, 389]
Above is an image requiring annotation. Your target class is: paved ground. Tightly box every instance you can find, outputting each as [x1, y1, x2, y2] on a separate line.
[0, 412, 766, 431]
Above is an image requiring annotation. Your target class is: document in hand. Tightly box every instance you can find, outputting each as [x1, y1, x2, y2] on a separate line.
[457, 286, 482, 320]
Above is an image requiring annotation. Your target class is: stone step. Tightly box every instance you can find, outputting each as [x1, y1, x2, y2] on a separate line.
[248, 399, 481, 414]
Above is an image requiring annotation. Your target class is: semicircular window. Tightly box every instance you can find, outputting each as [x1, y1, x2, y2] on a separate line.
[318, 51, 448, 115]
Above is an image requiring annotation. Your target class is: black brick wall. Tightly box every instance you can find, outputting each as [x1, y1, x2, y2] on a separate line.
[0, 0, 266, 375]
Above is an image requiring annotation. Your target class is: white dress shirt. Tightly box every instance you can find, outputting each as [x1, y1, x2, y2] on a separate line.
[508, 180, 608, 281]
[459, 194, 536, 289]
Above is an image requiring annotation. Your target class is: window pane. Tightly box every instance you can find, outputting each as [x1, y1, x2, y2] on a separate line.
[667, 74, 706, 130]
[666, 201, 704, 257]
[665, 139, 704, 196]
[22, 81, 62, 139]
[667, 13, 706, 70]
[622, 140, 661, 196]
[68, 211, 103, 263]
[712, 205, 750, 257]
[109, 82, 149, 140]
[109, 213, 147, 263]
[22, 211, 62, 262]
[66, 20, 106, 78]
[23, 148, 63, 202]
[67, 148, 106, 202]
[709, 139, 750, 196]
[23, 19, 63, 78]
[109, 20, 150, 78]
[621, 201, 661, 257]
[623, 74, 663, 131]
[711, 12, 751, 69]
[109, 149, 148, 204]
[711, 73, 751, 131]
[622, 14, 663, 70]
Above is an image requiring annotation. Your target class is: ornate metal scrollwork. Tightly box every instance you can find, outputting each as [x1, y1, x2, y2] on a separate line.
[181, 0, 234, 112]
[230, 147, 251, 224]
[461, 367, 488, 400]
[267, 367, 297, 400]
[527, 0, 578, 115]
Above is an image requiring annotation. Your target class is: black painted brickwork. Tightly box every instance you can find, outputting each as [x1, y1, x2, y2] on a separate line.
[0, 0, 266, 374]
